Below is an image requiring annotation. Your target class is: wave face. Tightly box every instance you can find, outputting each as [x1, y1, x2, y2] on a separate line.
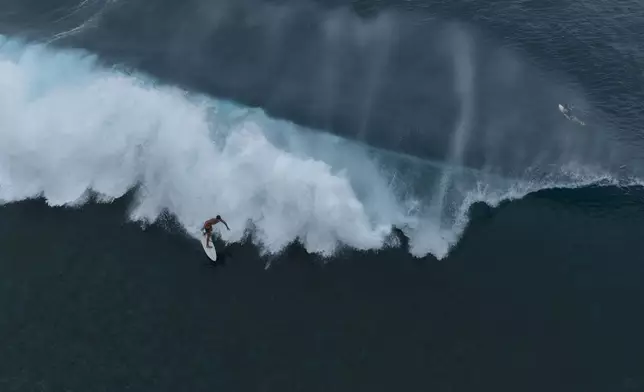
[3, 0, 643, 174]
[1, 35, 638, 259]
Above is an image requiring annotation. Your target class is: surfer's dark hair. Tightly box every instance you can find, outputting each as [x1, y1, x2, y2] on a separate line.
[216, 215, 221, 219]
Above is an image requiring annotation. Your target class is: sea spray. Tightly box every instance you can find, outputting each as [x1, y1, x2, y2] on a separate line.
[0, 35, 624, 259]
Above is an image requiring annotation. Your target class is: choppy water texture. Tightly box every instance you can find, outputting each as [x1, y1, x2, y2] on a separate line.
[0, 0, 643, 391]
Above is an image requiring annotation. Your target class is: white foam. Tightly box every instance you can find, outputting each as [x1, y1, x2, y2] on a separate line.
[0, 36, 625, 259]
[0, 36, 402, 257]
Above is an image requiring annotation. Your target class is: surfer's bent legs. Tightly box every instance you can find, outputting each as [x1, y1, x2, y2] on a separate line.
[205, 228, 213, 248]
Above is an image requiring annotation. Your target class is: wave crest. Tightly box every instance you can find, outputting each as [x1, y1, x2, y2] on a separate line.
[0, 36, 632, 259]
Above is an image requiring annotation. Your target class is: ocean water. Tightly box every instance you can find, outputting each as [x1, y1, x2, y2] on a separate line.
[0, 0, 643, 391]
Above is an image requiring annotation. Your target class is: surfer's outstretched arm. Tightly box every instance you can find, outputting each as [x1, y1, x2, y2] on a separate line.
[219, 218, 230, 231]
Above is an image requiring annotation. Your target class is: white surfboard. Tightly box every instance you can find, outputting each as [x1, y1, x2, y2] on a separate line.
[200, 233, 218, 262]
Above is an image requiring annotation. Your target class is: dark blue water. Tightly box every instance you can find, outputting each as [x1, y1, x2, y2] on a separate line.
[1, 0, 644, 390]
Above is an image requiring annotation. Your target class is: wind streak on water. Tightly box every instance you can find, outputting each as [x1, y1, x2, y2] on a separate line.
[430, 24, 475, 224]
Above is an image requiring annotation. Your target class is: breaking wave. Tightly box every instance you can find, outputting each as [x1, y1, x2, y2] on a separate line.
[0, 35, 635, 259]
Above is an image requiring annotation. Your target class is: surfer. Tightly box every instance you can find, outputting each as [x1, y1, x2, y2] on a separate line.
[202, 215, 230, 248]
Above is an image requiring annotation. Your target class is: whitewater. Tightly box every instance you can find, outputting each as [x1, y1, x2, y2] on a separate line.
[0, 34, 633, 260]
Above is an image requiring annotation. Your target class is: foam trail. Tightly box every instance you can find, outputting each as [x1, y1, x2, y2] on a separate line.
[0, 36, 628, 260]
[45, 0, 114, 44]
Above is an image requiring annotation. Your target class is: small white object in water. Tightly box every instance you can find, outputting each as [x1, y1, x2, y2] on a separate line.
[558, 103, 585, 126]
